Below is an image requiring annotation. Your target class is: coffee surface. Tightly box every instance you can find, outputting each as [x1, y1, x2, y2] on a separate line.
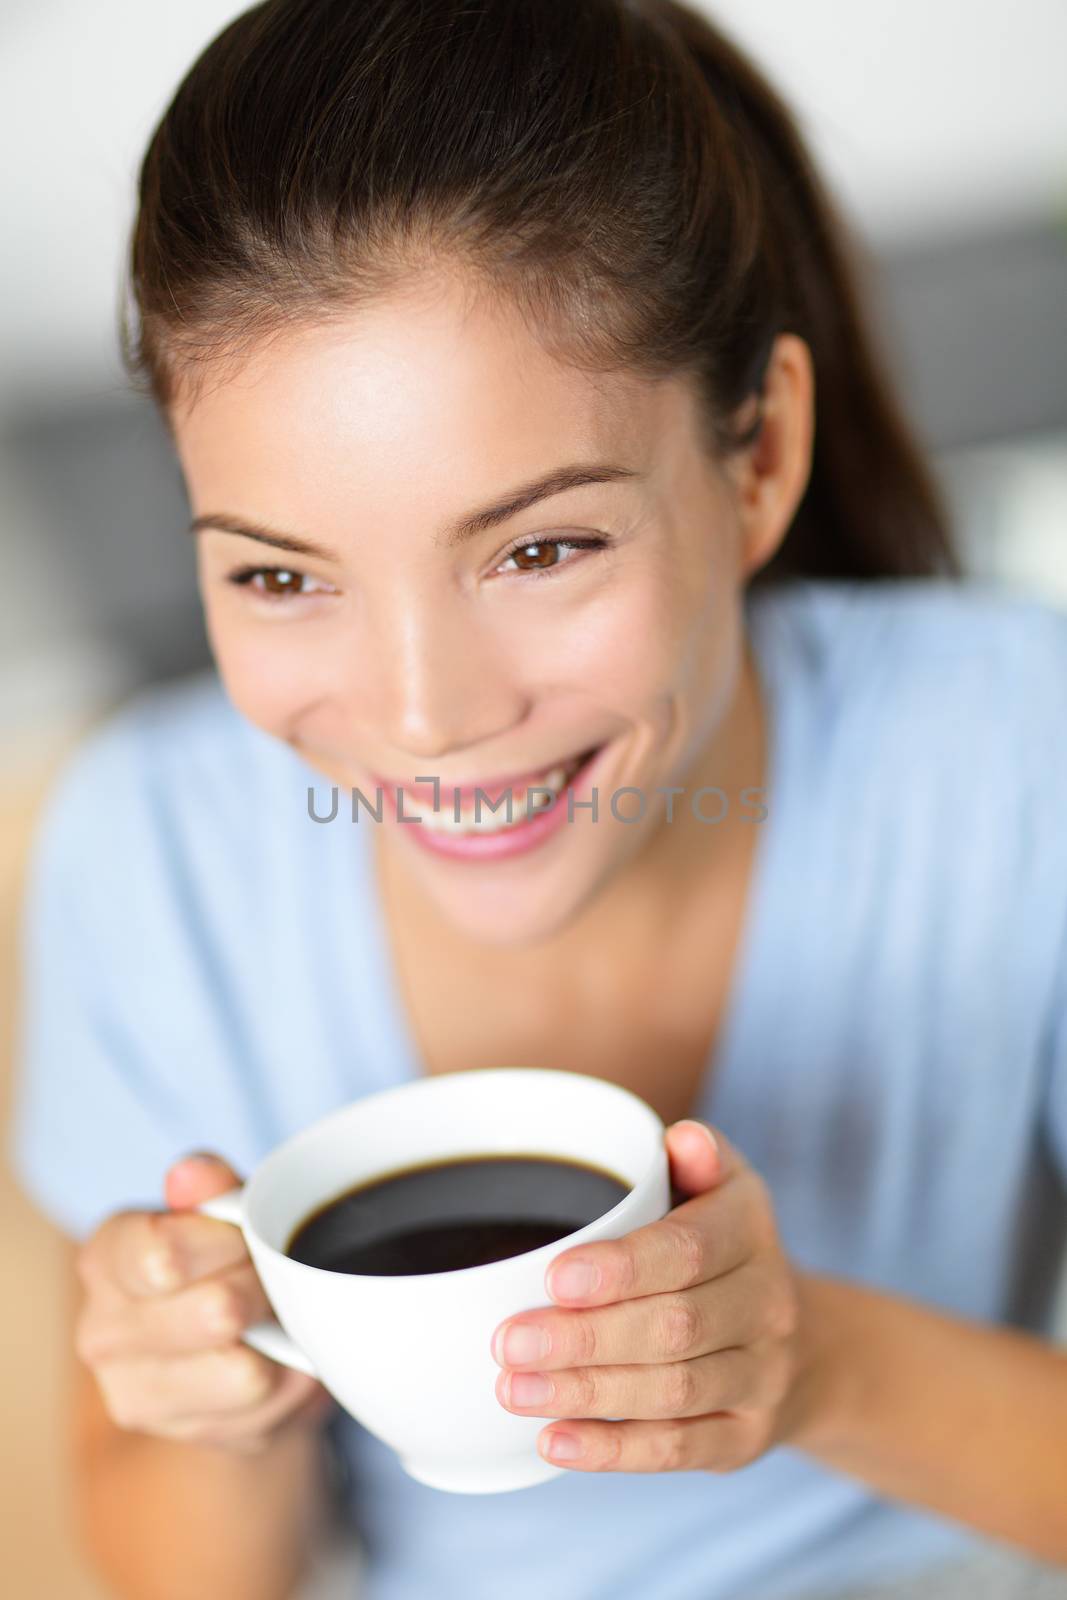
[285, 1153, 630, 1276]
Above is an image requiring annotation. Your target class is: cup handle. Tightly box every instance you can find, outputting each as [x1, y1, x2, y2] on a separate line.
[196, 1186, 319, 1378]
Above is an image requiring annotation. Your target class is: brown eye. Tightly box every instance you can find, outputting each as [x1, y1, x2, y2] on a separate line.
[496, 534, 609, 579]
[508, 542, 562, 571]
[260, 568, 303, 595]
[226, 564, 334, 602]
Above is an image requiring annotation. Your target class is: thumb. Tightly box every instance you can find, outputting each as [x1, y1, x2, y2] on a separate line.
[664, 1119, 734, 1201]
[164, 1151, 244, 1212]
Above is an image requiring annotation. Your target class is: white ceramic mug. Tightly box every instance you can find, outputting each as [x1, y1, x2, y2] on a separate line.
[195, 1067, 670, 1494]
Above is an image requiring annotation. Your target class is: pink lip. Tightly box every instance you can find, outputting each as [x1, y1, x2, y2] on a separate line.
[369, 749, 593, 806]
[379, 742, 610, 863]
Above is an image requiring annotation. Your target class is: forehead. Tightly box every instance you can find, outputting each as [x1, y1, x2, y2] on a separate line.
[171, 275, 699, 516]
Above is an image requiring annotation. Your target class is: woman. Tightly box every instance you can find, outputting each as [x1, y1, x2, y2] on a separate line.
[11, 1, 1067, 1597]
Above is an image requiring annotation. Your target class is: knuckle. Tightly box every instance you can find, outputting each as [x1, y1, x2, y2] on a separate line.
[141, 1214, 181, 1288]
[222, 1347, 272, 1407]
[596, 1426, 623, 1471]
[661, 1359, 697, 1416]
[199, 1279, 244, 1339]
[611, 1240, 638, 1297]
[670, 1220, 706, 1286]
[568, 1315, 601, 1366]
[571, 1367, 601, 1414]
[661, 1293, 701, 1359]
[654, 1418, 689, 1471]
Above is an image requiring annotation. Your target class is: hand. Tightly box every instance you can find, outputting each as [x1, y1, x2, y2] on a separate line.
[74, 1153, 335, 1455]
[490, 1120, 812, 1473]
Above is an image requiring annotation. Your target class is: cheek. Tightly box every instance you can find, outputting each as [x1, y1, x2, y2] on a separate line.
[201, 592, 332, 735]
[549, 562, 724, 712]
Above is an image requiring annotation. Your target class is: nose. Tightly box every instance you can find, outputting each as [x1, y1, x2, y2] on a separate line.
[369, 592, 531, 762]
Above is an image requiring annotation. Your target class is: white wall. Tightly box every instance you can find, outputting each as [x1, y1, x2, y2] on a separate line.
[711, 1, 1067, 241]
[2, 0, 1066, 411]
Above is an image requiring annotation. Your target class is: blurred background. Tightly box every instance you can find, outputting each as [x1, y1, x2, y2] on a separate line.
[1, 2, 1065, 1595]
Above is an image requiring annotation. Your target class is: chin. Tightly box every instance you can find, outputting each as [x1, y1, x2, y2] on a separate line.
[417, 859, 602, 949]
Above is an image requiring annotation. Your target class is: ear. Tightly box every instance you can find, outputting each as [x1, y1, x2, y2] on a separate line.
[728, 333, 815, 580]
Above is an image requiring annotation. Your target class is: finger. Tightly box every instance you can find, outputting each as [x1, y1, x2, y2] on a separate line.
[164, 1152, 242, 1214]
[664, 1119, 729, 1198]
[536, 1409, 764, 1474]
[86, 1208, 251, 1300]
[496, 1258, 786, 1373]
[96, 1343, 290, 1431]
[76, 1263, 274, 1364]
[160, 1367, 332, 1451]
[498, 1342, 777, 1422]
[543, 1166, 762, 1309]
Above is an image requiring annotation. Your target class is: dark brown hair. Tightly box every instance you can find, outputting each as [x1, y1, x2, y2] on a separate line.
[122, 0, 960, 585]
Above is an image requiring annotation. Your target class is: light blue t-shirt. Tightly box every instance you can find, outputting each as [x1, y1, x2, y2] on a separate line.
[10, 577, 1067, 1600]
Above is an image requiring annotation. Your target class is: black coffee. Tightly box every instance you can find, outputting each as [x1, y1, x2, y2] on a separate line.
[285, 1153, 631, 1276]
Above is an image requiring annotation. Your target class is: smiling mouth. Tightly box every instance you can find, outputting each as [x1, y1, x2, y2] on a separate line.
[379, 744, 603, 835]
[380, 745, 601, 802]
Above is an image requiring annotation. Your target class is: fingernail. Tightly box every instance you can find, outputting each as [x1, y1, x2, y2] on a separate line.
[545, 1431, 582, 1461]
[676, 1120, 718, 1153]
[497, 1323, 551, 1365]
[176, 1150, 222, 1171]
[549, 1259, 600, 1301]
[508, 1372, 553, 1407]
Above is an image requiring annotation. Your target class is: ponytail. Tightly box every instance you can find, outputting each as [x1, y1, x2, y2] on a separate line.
[648, 0, 960, 581]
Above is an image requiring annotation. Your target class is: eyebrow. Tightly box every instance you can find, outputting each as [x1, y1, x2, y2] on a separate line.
[187, 462, 641, 560]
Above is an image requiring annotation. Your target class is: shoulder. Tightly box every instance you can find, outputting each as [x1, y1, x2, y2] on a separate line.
[751, 574, 1067, 679]
[750, 576, 1067, 768]
[749, 578, 1067, 923]
[26, 671, 300, 919]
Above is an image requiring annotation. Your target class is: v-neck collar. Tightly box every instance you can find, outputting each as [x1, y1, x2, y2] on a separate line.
[350, 584, 805, 1114]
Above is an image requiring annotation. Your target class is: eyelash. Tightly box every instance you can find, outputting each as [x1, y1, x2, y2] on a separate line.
[496, 533, 608, 578]
[224, 534, 609, 602]
[224, 566, 335, 602]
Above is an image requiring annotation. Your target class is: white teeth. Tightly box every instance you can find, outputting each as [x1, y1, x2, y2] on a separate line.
[400, 755, 586, 836]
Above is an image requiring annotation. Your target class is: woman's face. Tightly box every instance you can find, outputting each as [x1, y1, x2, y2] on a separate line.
[172, 274, 807, 945]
